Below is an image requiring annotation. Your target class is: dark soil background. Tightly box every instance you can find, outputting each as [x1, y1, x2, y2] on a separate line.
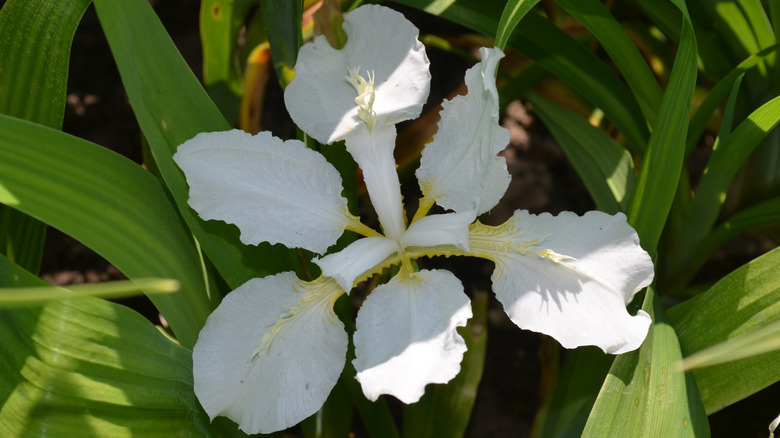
[39, 0, 779, 436]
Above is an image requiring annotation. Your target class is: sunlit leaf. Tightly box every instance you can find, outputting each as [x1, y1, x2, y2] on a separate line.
[0, 0, 91, 273]
[494, 0, 540, 51]
[679, 319, 780, 371]
[0, 114, 212, 348]
[627, 0, 698, 253]
[679, 95, 780, 252]
[0, 255, 240, 438]
[0, 278, 179, 307]
[670, 246, 780, 414]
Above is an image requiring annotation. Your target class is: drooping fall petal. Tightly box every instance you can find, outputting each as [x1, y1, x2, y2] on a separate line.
[416, 47, 511, 215]
[284, 4, 430, 144]
[353, 269, 472, 403]
[470, 210, 654, 354]
[193, 274, 347, 434]
[173, 129, 353, 254]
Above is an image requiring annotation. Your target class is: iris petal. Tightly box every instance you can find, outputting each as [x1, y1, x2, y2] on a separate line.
[174, 130, 352, 254]
[417, 48, 511, 215]
[353, 269, 472, 403]
[470, 210, 654, 354]
[284, 4, 430, 144]
[314, 236, 400, 292]
[193, 274, 347, 434]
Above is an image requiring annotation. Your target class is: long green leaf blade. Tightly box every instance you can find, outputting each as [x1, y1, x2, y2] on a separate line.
[679, 319, 780, 372]
[667, 197, 780, 289]
[683, 96, 780, 245]
[0, 0, 91, 273]
[685, 45, 779, 159]
[200, 0, 256, 123]
[0, 114, 212, 348]
[670, 246, 780, 414]
[260, 0, 302, 87]
[0, 278, 179, 307]
[494, 0, 540, 51]
[627, 0, 698, 253]
[0, 255, 232, 438]
[0, 0, 90, 127]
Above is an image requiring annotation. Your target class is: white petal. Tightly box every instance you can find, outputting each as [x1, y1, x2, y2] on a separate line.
[471, 210, 654, 354]
[416, 47, 510, 215]
[353, 269, 472, 403]
[314, 236, 400, 291]
[173, 129, 350, 254]
[193, 273, 347, 434]
[345, 123, 406, 241]
[284, 4, 430, 144]
[401, 210, 475, 251]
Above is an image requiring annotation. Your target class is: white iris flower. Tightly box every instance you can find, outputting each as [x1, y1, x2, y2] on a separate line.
[173, 4, 654, 434]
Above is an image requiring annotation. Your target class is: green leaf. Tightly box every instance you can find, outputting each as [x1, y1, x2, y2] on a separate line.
[494, 0, 540, 52]
[582, 288, 710, 437]
[0, 0, 91, 273]
[666, 197, 780, 290]
[200, 0, 257, 123]
[670, 246, 780, 414]
[260, 0, 302, 87]
[555, 0, 663, 127]
[527, 92, 635, 214]
[0, 0, 90, 127]
[402, 291, 488, 438]
[0, 278, 179, 307]
[627, 0, 698, 253]
[93, 0, 297, 289]
[0, 114, 212, 348]
[680, 95, 780, 252]
[685, 46, 780, 157]
[703, 0, 777, 76]
[679, 318, 780, 372]
[0, 254, 237, 438]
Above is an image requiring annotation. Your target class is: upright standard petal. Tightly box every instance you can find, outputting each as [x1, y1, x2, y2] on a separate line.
[193, 273, 347, 434]
[353, 270, 472, 403]
[173, 129, 353, 254]
[345, 123, 406, 241]
[284, 4, 430, 144]
[469, 210, 654, 354]
[416, 47, 511, 215]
